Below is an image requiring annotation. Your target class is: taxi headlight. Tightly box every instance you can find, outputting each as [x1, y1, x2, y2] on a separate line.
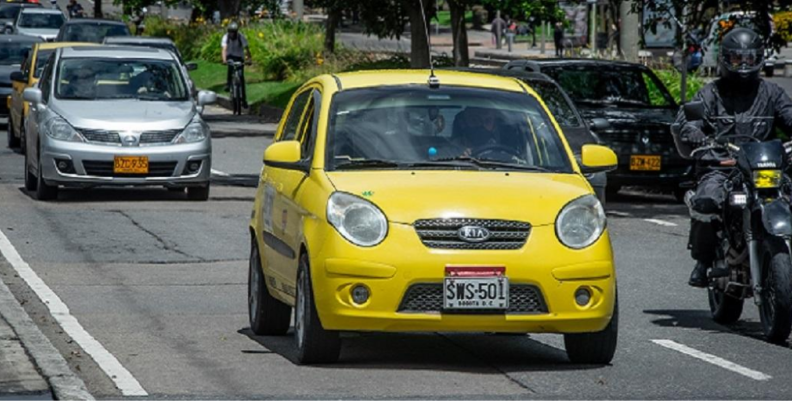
[753, 170, 782, 189]
[556, 195, 606, 249]
[327, 192, 388, 247]
[43, 116, 84, 142]
[174, 118, 209, 144]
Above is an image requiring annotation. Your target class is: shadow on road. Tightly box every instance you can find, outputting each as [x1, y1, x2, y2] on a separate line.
[18, 187, 195, 203]
[240, 328, 606, 373]
[608, 189, 689, 219]
[644, 309, 784, 345]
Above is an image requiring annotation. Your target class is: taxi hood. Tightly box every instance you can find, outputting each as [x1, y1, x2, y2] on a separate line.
[325, 171, 592, 226]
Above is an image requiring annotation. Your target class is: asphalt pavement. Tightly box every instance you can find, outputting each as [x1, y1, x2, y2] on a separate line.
[3, 87, 792, 398]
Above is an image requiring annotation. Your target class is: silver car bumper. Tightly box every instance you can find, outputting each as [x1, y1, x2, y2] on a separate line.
[41, 137, 211, 187]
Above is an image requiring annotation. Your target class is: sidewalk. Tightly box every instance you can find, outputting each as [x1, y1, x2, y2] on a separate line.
[0, 315, 49, 398]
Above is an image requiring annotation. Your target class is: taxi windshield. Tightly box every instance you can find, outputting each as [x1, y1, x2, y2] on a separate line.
[326, 86, 572, 173]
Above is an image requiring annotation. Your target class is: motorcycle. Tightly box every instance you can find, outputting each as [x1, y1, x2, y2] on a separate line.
[674, 101, 792, 344]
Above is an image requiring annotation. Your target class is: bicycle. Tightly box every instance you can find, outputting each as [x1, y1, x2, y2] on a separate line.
[228, 61, 246, 116]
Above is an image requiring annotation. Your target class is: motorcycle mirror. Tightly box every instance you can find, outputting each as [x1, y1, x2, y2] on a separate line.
[683, 101, 706, 122]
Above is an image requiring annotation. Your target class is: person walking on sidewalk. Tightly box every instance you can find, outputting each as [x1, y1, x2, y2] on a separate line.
[221, 22, 252, 109]
[491, 13, 505, 48]
[67, 0, 85, 19]
[554, 21, 564, 57]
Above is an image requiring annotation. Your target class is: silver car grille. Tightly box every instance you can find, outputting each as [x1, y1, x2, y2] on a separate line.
[79, 129, 181, 145]
[414, 218, 531, 250]
[397, 283, 547, 314]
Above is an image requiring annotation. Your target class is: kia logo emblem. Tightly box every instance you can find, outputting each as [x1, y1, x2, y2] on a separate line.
[457, 226, 491, 243]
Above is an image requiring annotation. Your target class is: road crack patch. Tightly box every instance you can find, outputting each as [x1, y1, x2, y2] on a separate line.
[114, 210, 204, 262]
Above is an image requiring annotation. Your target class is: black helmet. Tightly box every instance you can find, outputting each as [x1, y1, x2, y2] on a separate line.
[719, 27, 764, 82]
[227, 22, 239, 33]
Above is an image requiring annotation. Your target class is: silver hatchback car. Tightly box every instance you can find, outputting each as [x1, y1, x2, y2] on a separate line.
[23, 46, 216, 201]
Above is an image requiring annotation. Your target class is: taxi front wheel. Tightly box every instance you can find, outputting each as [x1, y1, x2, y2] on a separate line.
[295, 253, 340, 364]
[563, 298, 618, 365]
[248, 241, 291, 335]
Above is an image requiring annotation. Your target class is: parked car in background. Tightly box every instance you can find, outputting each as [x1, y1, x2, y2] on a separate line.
[0, 35, 40, 143]
[8, 41, 90, 151]
[7, 8, 65, 41]
[22, 46, 217, 200]
[456, 68, 608, 203]
[103, 36, 198, 94]
[55, 19, 130, 43]
[0, 2, 41, 31]
[505, 59, 692, 200]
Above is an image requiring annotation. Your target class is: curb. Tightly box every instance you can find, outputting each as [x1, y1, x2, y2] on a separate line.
[0, 267, 93, 400]
[212, 94, 284, 123]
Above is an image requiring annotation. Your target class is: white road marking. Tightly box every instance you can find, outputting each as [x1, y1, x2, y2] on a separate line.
[211, 168, 230, 177]
[0, 229, 148, 396]
[644, 218, 678, 227]
[607, 211, 632, 217]
[652, 339, 772, 381]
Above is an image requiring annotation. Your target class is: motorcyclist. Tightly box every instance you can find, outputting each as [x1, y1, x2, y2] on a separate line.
[675, 27, 792, 287]
[221, 22, 252, 109]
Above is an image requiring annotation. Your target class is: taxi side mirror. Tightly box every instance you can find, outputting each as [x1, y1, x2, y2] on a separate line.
[580, 144, 617, 174]
[263, 140, 307, 171]
[23, 87, 42, 105]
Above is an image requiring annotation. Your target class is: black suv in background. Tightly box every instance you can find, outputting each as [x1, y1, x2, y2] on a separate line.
[505, 59, 693, 200]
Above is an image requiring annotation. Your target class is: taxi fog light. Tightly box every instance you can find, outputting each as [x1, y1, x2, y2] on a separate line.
[730, 192, 748, 207]
[574, 287, 592, 306]
[753, 170, 782, 189]
[351, 285, 370, 305]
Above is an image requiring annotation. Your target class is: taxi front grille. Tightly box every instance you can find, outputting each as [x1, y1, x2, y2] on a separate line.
[414, 218, 531, 250]
[397, 283, 547, 314]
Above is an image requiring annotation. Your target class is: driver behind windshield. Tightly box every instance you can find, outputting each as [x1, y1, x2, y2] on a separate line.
[456, 107, 525, 160]
[675, 27, 792, 288]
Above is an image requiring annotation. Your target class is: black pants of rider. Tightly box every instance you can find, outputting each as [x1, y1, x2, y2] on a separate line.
[226, 56, 247, 106]
[688, 170, 729, 265]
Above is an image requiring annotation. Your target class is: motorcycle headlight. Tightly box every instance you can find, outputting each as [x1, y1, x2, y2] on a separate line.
[327, 192, 388, 247]
[753, 170, 782, 189]
[174, 118, 209, 144]
[556, 195, 606, 249]
[43, 116, 84, 142]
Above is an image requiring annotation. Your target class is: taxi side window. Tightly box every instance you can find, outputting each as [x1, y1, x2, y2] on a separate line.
[279, 90, 311, 141]
[298, 90, 321, 159]
[21, 51, 31, 78]
[39, 55, 54, 103]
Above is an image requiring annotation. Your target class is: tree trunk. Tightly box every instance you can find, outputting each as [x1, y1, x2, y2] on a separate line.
[94, 0, 102, 18]
[407, 0, 431, 69]
[325, 6, 341, 54]
[218, 0, 242, 19]
[448, 0, 469, 67]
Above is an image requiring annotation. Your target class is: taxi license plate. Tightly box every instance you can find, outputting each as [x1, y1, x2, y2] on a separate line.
[114, 156, 149, 174]
[443, 267, 509, 310]
[630, 155, 661, 171]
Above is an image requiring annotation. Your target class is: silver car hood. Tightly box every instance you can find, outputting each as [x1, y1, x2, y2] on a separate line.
[17, 28, 58, 39]
[52, 100, 196, 131]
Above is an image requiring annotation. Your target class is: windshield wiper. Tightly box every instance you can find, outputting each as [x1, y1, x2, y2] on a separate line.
[334, 159, 402, 170]
[435, 156, 551, 172]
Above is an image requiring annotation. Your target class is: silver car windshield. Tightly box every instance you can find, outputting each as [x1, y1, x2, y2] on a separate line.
[55, 58, 188, 101]
[19, 13, 64, 29]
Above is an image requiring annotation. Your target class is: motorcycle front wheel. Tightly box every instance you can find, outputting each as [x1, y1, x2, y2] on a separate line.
[708, 284, 743, 324]
[760, 240, 792, 344]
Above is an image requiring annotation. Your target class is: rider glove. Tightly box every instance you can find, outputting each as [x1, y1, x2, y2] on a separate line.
[684, 128, 707, 146]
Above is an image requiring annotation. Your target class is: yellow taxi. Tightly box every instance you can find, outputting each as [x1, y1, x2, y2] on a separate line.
[8, 42, 91, 152]
[248, 70, 619, 365]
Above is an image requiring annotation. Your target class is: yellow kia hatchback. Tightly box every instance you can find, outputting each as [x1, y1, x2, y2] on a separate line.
[248, 70, 619, 365]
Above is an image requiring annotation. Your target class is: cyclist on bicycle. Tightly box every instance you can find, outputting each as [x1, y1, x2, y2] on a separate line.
[222, 22, 252, 109]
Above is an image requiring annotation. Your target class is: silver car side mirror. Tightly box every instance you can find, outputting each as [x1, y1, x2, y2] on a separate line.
[197, 90, 217, 107]
[23, 88, 42, 105]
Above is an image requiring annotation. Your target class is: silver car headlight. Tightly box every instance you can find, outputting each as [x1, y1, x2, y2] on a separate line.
[327, 192, 388, 247]
[43, 116, 84, 142]
[556, 195, 606, 249]
[174, 118, 209, 144]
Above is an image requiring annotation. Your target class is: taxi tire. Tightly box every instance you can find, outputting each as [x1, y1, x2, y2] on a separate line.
[187, 184, 210, 201]
[296, 253, 341, 364]
[563, 299, 618, 365]
[248, 241, 291, 336]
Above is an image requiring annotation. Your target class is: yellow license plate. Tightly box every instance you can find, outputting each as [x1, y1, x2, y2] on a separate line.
[114, 156, 149, 174]
[630, 155, 661, 171]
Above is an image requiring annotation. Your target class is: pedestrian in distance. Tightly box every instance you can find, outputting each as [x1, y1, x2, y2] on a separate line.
[491, 13, 505, 48]
[554, 21, 564, 57]
[222, 22, 252, 109]
[67, 0, 85, 19]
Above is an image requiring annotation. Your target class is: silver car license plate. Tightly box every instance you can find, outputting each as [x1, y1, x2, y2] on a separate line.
[443, 276, 509, 310]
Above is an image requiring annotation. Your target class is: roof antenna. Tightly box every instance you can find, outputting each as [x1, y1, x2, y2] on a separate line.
[417, 0, 439, 88]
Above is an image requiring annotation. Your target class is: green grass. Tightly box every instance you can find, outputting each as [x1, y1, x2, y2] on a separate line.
[435, 10, 473, 27]
[188, 60, 301, 109]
